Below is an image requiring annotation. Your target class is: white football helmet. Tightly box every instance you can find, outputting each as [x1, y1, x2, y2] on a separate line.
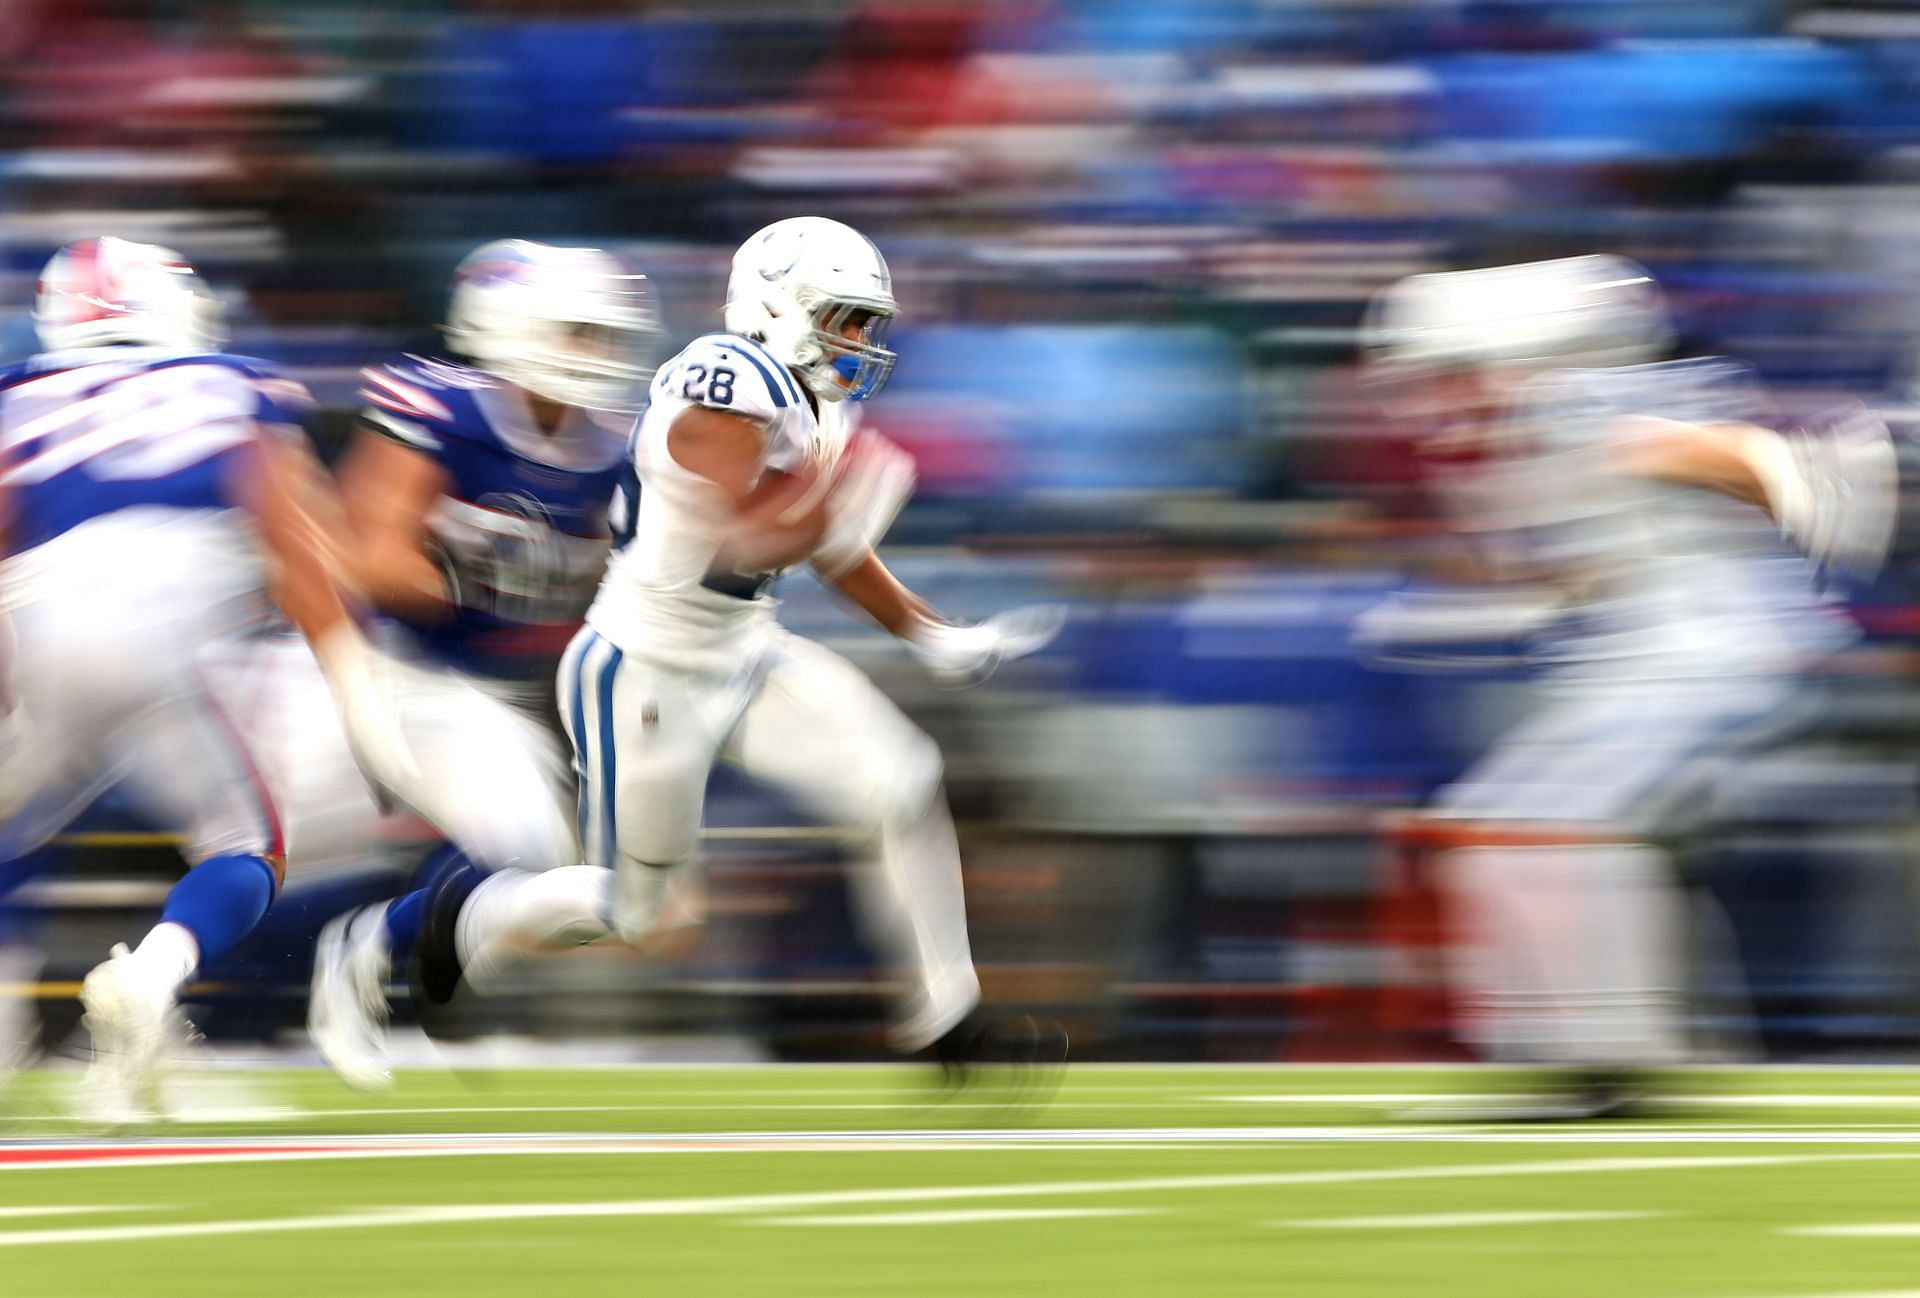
[1363, 254, 1672, 375]
[723, 216, 897, 403]
[444, 240, 663, 411]
[34, 236, 223, 354]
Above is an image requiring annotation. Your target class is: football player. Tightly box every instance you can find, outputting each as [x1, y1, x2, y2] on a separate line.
[1365, 256, 1856, 1116]
[399, 216, 1064, 1074]
[306, 240, 662, 1089]
[0, 237, 417, 1118]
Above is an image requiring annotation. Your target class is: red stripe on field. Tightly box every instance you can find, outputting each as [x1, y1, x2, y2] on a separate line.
[0, 1144, 354, 1165]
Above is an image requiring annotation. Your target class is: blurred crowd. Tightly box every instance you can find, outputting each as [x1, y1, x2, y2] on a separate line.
[12, 0, 1920, 1064]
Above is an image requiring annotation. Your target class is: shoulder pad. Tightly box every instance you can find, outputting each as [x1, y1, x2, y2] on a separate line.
[665, 333, 807, 422]
[127, 352, 317, 433]
[196, 353, 316, 427]
[357, 355, 487, 453]
[359, 357, 459, 424]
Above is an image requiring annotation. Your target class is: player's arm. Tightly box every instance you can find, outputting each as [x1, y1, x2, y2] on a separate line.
[667, 404, 830, 574]
[1612, 409, 1900, 579]
[234, 433, 358, 645]
[231, 430, 417, 791]
[802, 431, 1063, 685]
[334, 425, 458, 621]
[826, 550, 933, 635]
[1612, 416, 1775, 507]
[822, 548, 1065, 688]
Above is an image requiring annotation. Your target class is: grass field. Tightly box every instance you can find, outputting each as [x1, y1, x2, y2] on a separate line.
[6, 1064, 1920, 1297]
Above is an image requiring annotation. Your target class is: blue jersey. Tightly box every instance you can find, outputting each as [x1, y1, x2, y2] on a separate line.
[0, 347, 312, 554]
[358, 355, 629, 681]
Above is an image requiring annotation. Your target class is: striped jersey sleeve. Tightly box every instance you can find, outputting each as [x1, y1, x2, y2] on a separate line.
[357, 358, 458, 453]
[661, 333, 807, 425]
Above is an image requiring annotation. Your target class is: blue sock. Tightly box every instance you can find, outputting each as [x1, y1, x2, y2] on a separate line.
[383, 844, 470, 962]
[384, 889, 427, 961]
[161, 854, 278, 965]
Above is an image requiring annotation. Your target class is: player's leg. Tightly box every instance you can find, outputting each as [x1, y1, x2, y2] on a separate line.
[82, 672, 286, 1120]
[1433, 833, 1686, 1071]
[0, 858, 47, 1091]
[309, 843, 466, 1091]
[0, 667, 105, 1089]
[423, 632, 722, 997]
[1422, 676, 1803, 1113]
[723, 635, 981, 1053]
[239, 633, 412, 1091]
[389, 661, 579, 875]
[310, 657, 579, 1082]
[0, 608, 128, 1096]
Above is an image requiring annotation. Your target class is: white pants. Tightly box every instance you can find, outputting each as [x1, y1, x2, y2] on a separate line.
[1434, 673, 1809, 833]
[236, 636, 578, 882]
[1428, 671, 1812, 1069]
[558, 624, 979, 1046]
[0, 513, 283, 866]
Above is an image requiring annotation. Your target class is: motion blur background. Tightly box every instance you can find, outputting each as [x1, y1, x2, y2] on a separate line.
[8, 0, 1920, 1065]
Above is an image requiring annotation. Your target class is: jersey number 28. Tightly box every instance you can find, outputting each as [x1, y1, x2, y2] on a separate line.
[679, 364, 736, 406]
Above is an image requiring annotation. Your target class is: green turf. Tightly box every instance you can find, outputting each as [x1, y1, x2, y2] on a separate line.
[4, 1065, 1920, 1297]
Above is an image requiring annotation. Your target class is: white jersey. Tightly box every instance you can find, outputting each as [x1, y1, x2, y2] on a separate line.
[587, 332, 852, 674]
[1468, 357, 1855, 683]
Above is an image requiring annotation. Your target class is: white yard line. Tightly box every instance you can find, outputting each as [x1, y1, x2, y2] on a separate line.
[1212, 1094, 1920, 1108]
[13, 1130, 1920, 1173]
[0, 1206, 165, 1219]
[7, 1100, 1250, 1122]
[120, 1094, 1920, 1122]
[1211, 1094, 1480, 1105]
[272, 1101, 1184, 1117]
[1788, 1224, 1920, 1238]
[759, 1208, 1154, 1227]
[0, 1152, 1909, 1246]
[1275, 1210, 1658, 1230]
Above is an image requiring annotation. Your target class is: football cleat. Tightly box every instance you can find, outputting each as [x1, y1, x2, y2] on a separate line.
[1394, 1067, 1667, 1123]
[79, 943, 183, 1125]
[310, 909, 394, 1093]
[930, 1010, 1069, 1112]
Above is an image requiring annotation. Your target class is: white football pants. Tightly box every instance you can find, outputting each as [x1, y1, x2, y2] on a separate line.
[237, 636, 578, 882]
[458, 624, 980, 1050]
[1429, 672, 1812, 1070]
[0, 511, 283, 867]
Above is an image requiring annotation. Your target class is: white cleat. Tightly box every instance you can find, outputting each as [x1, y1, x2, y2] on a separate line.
[79, 943, 179, 1126]
[310, 910, 393, 1092]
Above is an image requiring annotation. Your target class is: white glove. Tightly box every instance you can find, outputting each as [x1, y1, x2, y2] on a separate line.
[1742, 405, 1899, 582]
[813, 432, 918, 580]
[906, 605, 1066, 689]
[311, 624, 419, 798]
